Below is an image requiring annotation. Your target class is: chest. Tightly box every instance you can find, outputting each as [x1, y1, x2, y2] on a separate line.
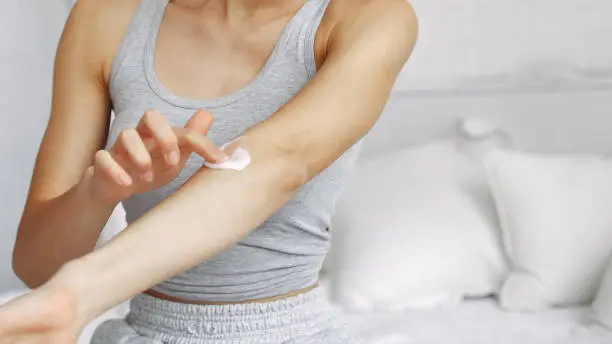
[152, 2, 332, 101]
[108, 0, 334, 149]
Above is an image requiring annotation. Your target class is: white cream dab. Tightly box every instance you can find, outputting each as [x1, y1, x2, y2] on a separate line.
[202, 140, 252, 171]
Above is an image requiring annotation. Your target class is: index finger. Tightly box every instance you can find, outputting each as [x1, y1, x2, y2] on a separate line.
[137, 110, 180, 165]
[175, 128, 228, 163]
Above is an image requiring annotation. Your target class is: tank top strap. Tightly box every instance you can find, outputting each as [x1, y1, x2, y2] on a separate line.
[293, 0, 332, 78]
[109, 0, 168, 86]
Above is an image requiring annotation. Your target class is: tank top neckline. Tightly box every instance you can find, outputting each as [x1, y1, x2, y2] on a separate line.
[144, 0, 312, 110]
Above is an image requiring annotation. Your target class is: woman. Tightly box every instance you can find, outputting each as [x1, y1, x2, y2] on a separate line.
[0, 0, 417, 342]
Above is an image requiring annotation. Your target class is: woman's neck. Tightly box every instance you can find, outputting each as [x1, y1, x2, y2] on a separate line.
[171, 0, 305, 22]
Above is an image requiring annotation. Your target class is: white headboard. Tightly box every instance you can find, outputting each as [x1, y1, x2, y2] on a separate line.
[361, 88, 612, 158]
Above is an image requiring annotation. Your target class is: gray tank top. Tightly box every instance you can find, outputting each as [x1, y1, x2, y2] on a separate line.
[106, 0, 361, 302]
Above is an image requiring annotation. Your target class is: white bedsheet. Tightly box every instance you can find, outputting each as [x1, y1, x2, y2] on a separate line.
[2, 289, 612, 344]
[340, 299, 611, 344]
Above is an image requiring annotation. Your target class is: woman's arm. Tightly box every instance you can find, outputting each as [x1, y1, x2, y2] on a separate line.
[12, 0, 128, 287]
[53, 0, 418, 320]
[13, 0, 224, 288]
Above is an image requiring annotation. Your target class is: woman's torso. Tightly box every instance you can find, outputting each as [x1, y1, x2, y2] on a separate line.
[104, 0, 362, 302]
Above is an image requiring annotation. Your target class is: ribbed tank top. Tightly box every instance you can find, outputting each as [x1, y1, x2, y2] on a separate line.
[106, 0, 361, 302]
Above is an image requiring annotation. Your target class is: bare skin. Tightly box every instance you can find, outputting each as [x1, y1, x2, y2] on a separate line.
[0, 0, 418, 342]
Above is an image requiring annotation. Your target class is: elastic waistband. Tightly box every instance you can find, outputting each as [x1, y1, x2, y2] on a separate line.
[127, 287, 333, 341]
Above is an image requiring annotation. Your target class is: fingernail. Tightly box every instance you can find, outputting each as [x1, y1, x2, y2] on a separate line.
[167, 151, 180, 165]
[143, 171, 154, 182]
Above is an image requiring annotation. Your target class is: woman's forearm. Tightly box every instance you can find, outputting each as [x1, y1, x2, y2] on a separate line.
[14, 169, 117, 288]
[54, 139, 304, 320]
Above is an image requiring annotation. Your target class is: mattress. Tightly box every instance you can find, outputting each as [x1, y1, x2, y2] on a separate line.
[339, 299, 611, 344]
[315, 278, 612, 344]
[2, 289, 612, 344]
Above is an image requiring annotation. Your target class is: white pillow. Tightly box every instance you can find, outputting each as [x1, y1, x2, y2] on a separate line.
[590, 258, 612, 330]
[327, 129, 509, 312]
[485, 150, 612, 311]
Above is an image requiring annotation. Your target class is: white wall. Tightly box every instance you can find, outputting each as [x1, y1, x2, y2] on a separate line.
[399, 0, 612, 92]
[0, 1, 68, 291]
[362, 89, 612, 159]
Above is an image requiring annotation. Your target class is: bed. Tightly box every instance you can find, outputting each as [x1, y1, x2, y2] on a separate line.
[341, 299, 609, 344]
[330, 86, 612, 344]
[327, 88, 612, 344]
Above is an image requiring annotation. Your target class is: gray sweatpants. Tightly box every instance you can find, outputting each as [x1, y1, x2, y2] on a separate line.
[90, 288, 359, 343]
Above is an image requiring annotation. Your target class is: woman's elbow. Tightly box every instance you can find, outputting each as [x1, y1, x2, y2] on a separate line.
[245, 134, 310, 192]
[12, 222, 48, 288]
[12, 247, 43, 289]
[273, 154, 310, 193]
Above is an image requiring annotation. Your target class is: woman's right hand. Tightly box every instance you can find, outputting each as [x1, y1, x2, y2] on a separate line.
[86, 109, 226, 205]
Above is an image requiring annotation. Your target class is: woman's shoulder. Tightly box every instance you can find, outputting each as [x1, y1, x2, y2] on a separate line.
[324, 0, 417, 51]
[68, 0, 142, 44]
[322, 0, 416, 43]
[312, 0, 416, 68]
[326, 0, 415, 23]
[67, 0, 143, 84]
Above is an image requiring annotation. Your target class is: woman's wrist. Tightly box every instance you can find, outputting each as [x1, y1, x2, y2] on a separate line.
[45, 258, 105, 324]
[79, 166, 122, 210]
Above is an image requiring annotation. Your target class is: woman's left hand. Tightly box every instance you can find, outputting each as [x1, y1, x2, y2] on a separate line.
[0, 284, 83, 344]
